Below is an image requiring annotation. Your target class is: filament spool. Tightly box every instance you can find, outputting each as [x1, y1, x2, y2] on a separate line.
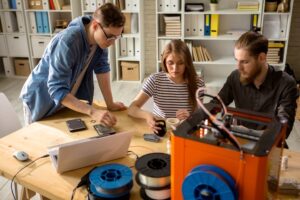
[88, 163, 133, 199]
[182, 164, 238, 200]
[135, 153, 171, 188]
[140, 187, 171, 200]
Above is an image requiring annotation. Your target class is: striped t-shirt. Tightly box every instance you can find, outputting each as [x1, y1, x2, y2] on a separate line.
[142, 72, 205, 118]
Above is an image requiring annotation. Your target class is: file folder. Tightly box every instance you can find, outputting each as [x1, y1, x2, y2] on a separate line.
[134, 38, 140, 57]
[157, 0, 164, 12]
[279, 14, 288, 38]
[2, 0, 10, 9]
[16, 11, 25, 32]
[131, 13, 138, 33]
[4, 12, 18, 32]
[42, 0, 49, 9]
[127, 37, 134, 57]
[16, 0, 22, 9]
[35, 12, 43, 33]
[41, 12, 49, 33]
[184, 15, 191, 36]
[191, 15, 198, 36]
[198, 14, 204, 36]
[11, 0, 17, 9]
[204, 14, 210, 36]
[210, 14, 219, 37]
[120, 38, 127, 56]
[90, 0, 97, 12]
[131, 0, 139, 12]
[170, 0, 180, 12]
[29, 12, 37, 33]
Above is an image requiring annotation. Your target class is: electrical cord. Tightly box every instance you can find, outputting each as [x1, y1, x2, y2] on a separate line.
[10, 154, 49, 200]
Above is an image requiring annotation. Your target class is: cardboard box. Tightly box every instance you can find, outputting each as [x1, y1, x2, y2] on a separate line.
[121, 61, 139, 81]
[14, 59, 30, 76]
[29, 0, 43, 9]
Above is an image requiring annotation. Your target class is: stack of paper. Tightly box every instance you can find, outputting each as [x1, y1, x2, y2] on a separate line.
[237, 1, 259, 11]
[164, 15, 181, 37]
[267, 42, 284, 64]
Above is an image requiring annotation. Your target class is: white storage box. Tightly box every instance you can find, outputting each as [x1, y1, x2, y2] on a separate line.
[7, 34, 29, 57]
[31, 36, 51, 58]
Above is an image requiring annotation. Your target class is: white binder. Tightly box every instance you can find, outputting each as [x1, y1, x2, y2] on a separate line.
[96, 0, 105, 7]
[2, 0, 10, 9]
[157, 0, 164, 12]
[42, 0, 49, 9]
[164, 0, 171, 12]
[134, 38, 140, 57]
[184, 15, 191, 36]
[279, 14, 288, 39]
[90, 0, 97, 11]
[120, 38, 127, 56]
[16, 0, 22, 10]
[191, 15, 198, 36]
[16, 11, 25, 32]
[131, 0, 139, 12]
[4, 12, 18, 33]
[170, 0, 180, 12]
[83, 0, 90, 11]
[125, 0, 132, 11]
[2, 57, 15, 77]
[0, 13, 6, 32]
[127, 37, 134, 57]
[29, 12, 37, 33]
[131, 13, 138, 33]
[198, 14, 204, 36]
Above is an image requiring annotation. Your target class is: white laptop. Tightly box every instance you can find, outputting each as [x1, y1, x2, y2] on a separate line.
[48, 131, 132, 173]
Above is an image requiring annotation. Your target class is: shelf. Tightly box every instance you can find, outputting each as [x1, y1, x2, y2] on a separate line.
[121, 33, 139, 38]
[263, 12, 290, 15]
[184, 10, 261, 15]
[117, 56, 140, 61]
[185, 34, 241, 41]
[157, 11, 181, 14]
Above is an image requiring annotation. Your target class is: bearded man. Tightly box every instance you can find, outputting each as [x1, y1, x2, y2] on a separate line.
[217, 31, 298, 148]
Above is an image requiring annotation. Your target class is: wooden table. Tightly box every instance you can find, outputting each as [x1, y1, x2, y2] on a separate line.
[0, 101, 299, 199]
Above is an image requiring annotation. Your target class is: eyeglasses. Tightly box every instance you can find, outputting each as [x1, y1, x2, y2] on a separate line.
[98, 23, 122, 41]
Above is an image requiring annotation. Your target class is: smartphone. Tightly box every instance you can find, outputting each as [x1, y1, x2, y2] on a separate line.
[94, 124, 116, 136]
[143, 133, 161, 143]
[66, 118, 87, 132]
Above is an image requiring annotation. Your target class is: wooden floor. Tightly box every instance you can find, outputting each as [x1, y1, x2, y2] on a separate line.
[0, 76, 300, 199]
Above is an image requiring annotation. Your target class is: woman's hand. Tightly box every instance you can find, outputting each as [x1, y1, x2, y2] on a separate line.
[176, 109, 190, 120]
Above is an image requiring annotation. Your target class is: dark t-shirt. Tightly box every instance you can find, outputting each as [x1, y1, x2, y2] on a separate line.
[218, 65, 298, 138]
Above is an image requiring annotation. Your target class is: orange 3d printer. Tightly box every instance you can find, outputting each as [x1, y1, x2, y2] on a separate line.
[171, 96, 286, 200]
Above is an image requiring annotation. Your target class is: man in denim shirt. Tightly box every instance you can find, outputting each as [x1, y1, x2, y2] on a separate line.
[20, 3, 125, 126]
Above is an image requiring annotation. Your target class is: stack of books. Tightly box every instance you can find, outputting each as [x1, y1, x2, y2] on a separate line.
[191, 44, 212, 62]
[164, 15, 181, 37]
[237, 1, 259, 11]
[267, 42, 284, 64]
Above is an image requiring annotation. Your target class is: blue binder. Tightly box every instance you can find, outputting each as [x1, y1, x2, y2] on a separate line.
[204, 14, 211, 36]
[10, 0, 17, 9]
[35, 12, 44, 33]
[42, 12, 50, 33]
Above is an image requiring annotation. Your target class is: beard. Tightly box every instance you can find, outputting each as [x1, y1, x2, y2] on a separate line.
[239, 63, 262, 85]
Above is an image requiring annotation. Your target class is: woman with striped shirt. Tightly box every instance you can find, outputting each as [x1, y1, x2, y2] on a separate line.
[128, 39, 205, 133]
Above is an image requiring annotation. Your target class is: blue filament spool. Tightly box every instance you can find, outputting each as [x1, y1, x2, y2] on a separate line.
[89, 163, 133, 199]
[182, 164, 238, 200]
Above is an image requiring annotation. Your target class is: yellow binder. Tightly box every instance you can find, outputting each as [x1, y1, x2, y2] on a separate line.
[210, 14, 219, 37]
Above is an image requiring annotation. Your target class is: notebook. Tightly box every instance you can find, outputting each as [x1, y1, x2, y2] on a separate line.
[48, 131, 132, 173]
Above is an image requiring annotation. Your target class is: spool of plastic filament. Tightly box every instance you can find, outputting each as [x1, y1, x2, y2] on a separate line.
[135, 153, 171, 199]
[88, 163, 133, 200]
[182, 164, 238, 200]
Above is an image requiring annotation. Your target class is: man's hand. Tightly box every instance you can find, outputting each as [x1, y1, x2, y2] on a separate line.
[90, 108, 117, 127]
[176, 109, 190, 120]
[107, 102, 127, 111]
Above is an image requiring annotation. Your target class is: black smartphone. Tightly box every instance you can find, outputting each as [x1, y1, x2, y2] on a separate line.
[66, 118, 87, 132]
[143, 133, 161, 143]
[94, 124, 116, 136]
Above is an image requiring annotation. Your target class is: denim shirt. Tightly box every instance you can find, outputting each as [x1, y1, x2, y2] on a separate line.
[20, 16, 110, 122]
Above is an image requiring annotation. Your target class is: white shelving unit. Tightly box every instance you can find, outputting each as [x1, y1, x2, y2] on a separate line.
[0, 0, 29, 77]
[0, 0, 81, 77]
[115, 0, 144, 82]
[81, 0, 144, 82]
[23, 0, 81, 68]
[155, 0, 294, 87]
